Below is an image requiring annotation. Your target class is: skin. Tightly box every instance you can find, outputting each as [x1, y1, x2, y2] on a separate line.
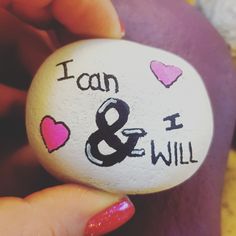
[0, 1, 125, 235]
[0, 0, 236, 235]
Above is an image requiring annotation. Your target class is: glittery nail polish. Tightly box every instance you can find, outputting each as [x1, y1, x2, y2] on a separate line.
[120, 20, 125, 37]
[84, 197, 135, 236]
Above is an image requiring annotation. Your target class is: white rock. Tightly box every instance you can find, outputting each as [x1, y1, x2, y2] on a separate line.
[26, 39, 213, 194]
[197, 0, 236, 56]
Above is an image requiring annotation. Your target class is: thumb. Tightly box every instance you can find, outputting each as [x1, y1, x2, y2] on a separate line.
[0, 184, 135, 236]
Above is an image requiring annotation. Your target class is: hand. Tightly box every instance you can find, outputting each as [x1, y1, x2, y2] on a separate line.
[0, 1, 134, 236]
[1, 1, 235, 236]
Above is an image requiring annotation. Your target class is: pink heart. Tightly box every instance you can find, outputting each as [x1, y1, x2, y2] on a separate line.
[150, 61, 183, 88]
[40, 116, 70, 153]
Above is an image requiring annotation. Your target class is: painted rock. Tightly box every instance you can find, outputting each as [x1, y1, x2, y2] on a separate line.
[26, 39, 213, 194]
[108, 0, 236, 235]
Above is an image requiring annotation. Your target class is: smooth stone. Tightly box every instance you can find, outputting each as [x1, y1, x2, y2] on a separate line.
[26, 39, 213, 194]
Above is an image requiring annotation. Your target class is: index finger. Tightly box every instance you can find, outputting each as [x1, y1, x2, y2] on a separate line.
[6, 0, 124, 38]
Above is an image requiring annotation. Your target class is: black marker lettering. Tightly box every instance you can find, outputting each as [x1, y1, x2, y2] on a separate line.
[56, 59, 74, 81]
[163, 113, 183, 131]
[103, 73, 119, 93]
[180, 143, 189, 164]
[77, 73, 90, 90]
[174, 142, 178, 166]
[189, 142, 197, 163]
[151, 140, 172, 166]
[76, 73, 119, 93]
[85, 98, 146, 167]
[90, 73, 106, 91]
[122, 128, 146, 157]
[151, 141, 197, 166]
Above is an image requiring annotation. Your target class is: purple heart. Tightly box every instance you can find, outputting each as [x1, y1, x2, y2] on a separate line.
[150, 61, 183, 88]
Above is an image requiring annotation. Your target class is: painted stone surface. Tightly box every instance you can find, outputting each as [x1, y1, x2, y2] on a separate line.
[26, 39, 213, 194]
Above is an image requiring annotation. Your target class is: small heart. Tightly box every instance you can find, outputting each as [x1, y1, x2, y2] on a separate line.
[40, 116, 70, 153]
[150, 61, 183, 88]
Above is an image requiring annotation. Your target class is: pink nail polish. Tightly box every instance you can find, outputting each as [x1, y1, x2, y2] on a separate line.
[84, 197, 135, 236]
[120, 21, 126, 37]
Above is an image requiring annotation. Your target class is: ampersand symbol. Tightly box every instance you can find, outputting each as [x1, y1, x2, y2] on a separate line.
[85, 98, 146, 167]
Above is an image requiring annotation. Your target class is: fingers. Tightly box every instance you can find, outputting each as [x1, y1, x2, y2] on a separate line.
[0, 184, 134, 236]
[0, 9, 54, 78]
[0, 84, 26, 117]
[0, 7, 24, 46]
[51, 0, 123, 38]
[0, 145, 58, 197]
[8, 0, 124, 38]
[17, 27, 55, 75]
[0, 0, 11, 8]
[9, 0, 54, 28]
[12, 0, 52, 7]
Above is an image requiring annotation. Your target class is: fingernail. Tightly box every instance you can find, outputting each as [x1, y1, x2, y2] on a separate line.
[120, 20, 126, 37]
[84, 197, 135, 236]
